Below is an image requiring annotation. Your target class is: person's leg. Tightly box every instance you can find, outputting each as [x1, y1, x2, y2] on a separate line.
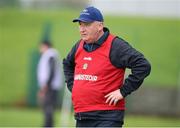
[43, 90, 57, 127]
[44, 105, 53, 127]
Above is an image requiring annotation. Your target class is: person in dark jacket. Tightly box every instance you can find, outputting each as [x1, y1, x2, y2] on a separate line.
[37, 41, 63, 127]
[63, 6, 151, 127]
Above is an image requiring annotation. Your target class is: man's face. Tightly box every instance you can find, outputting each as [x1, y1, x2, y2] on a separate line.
[39, 44, 48, 54]
[79, 21, 103, 43]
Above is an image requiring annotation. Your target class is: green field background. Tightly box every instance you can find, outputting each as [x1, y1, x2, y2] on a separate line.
[0, 8, 180, 126]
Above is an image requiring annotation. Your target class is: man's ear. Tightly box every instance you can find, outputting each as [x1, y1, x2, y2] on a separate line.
[98, 22, 104, 31]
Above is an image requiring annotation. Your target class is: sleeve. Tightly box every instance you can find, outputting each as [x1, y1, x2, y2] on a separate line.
[110, 37, 151, 97]
[47, 57, 55, 87]
[63, 41, 80, 92]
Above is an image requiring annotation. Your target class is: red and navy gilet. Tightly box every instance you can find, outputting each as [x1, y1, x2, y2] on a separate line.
[72, 34, 125, 113]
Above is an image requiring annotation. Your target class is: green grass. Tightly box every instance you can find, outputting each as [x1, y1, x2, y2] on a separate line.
[0, 8, 180, 105]
[0, 107, 63, 127]
[0, 107, 180, 127]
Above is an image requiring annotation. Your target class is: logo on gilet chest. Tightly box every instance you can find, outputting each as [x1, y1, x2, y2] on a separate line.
[82, 63, 88, 70]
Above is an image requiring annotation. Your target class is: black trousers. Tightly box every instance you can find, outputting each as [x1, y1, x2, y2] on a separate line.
[42, 90, 58, 127]
[76, 119, 123, 127]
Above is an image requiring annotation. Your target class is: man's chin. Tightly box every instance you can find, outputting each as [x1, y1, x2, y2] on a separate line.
[81, 38, 88, 42]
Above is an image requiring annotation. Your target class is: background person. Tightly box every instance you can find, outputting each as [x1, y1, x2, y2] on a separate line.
[63, 6, 151, 127]
[37, 40, 63, 127]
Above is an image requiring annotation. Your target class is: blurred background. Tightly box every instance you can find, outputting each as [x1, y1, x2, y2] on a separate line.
[0, 0, 180, 127]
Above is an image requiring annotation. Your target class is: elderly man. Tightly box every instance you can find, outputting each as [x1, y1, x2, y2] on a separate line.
[63, 6, 151, 127]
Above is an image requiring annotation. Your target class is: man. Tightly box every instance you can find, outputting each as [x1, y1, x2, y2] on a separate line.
[37, 40, 63, 127]
[63, 6, 151, 127]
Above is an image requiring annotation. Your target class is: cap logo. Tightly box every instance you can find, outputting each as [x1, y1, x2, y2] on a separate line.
[80, 9, 90, 15]
[82, 9, 88, 12]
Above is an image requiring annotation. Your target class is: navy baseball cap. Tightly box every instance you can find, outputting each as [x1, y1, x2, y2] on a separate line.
[73, 6, 104, 23]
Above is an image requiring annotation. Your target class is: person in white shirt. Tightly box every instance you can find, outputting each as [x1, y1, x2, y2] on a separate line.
[37, 40, 63, 127]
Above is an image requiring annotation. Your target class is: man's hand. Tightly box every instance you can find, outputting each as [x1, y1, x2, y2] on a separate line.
[37, 86, 48, 104]
[105, 89, 124, 106]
